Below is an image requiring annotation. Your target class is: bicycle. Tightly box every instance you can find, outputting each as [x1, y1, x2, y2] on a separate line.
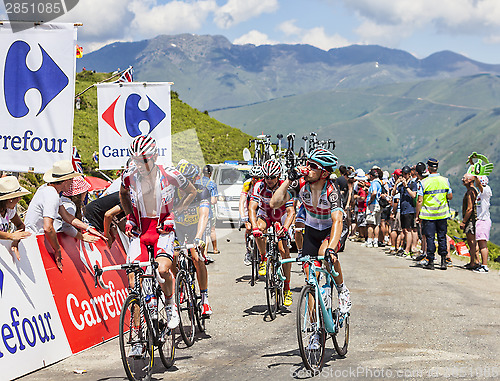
[239, 221, 260, 286]
[94, 245, 175, 381]
[174, 242, 207, 347]
[281, 255, 350, 372]
[262, 223, 286, 320]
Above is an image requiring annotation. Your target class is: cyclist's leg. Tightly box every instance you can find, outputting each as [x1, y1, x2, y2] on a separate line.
[156, 232, 176, 299]
[255, 216, 268, 261]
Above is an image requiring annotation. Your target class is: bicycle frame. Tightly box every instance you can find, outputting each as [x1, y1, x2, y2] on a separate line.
[281, 256, 341, 334]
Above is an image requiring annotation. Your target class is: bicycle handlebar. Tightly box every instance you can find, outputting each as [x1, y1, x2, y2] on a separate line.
[280, 255, 339, 277]
[93, 259, 165, 290]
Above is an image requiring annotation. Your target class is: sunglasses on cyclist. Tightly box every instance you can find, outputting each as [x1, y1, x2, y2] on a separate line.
[264, 176, 277, 180]
[306, 161, 324, 171]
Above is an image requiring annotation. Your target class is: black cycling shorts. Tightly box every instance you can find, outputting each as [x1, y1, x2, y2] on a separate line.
[303, 225, 330, 257]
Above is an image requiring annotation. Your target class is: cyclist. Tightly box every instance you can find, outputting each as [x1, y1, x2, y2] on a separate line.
[239, 165, 263, 265]
[174, 162, 213, 316]
[249, 159, 295, 307]
[120, 136, 198, 343]
[270, 148, 352, 317]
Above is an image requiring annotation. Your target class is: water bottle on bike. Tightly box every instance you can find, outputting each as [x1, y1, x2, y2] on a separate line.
[320, 282, 332, 310]
[145, 293, 158, 320]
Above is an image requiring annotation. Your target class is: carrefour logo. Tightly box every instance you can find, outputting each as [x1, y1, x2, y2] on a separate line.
[4, 40, 68, 118]
[102, 94, 166, 137]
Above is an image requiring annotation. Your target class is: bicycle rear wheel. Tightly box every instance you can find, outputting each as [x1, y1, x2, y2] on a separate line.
[332, 309, 349, 357]
[296, 284, 326, 372]
[157, 291, 175, 368]
[119, 294, 154, 381]
[175, 271, 196, 347]
[265, 259, 278, 320]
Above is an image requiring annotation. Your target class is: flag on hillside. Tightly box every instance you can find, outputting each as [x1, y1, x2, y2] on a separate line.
[116, 66, 133, 83]
[76, 45, 83, 58]
[72, 146, 83, 173]
[92, 151, 99, 163]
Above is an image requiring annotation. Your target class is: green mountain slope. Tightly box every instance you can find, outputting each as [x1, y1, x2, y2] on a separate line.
[73, 70, 252, 169]
[211, 74, 500, 244]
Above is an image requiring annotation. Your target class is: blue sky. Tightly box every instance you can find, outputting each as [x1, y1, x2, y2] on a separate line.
[3, 0, 500, 64]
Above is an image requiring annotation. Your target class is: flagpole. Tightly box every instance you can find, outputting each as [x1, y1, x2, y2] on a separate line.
[75, 68, 129, 98]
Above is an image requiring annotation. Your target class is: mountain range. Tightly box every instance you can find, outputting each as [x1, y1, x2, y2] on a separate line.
[78, 34, 499, 244]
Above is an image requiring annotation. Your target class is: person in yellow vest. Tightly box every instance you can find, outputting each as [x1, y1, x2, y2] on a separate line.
[415, 158, 453, 270]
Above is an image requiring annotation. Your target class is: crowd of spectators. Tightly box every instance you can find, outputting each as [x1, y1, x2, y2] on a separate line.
[345, 158, 493, 272]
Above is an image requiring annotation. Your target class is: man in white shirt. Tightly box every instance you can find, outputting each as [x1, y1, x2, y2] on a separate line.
[25, 160, 105, 271]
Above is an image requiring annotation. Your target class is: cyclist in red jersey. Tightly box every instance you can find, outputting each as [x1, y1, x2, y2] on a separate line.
[249, 159, 295, 307]
[120, 136, 197, 332]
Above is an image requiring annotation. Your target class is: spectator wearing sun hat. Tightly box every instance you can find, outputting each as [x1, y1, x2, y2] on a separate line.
[0, 176, 32, 260]
[25, 160, 106, 271]
[54, 176, 99, 244]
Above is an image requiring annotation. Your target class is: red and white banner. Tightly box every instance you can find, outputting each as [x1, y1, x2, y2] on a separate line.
[0, 23, 77, 173]
[37, 234, 129, 353]
[0, 232, 129, 379]
[97, 82, 172, 170]
[0, 237, 72, 380]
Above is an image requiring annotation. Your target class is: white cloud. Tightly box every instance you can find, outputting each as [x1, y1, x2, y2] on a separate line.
[342, 0, 500, 43]
[233, 30, 277, 45]
[129, 0, 217, 37]
[214, 0, 278, 29]
[278, 20, 350, 50]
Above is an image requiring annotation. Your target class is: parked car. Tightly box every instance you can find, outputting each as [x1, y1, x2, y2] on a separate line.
[212, 164, 251, 225]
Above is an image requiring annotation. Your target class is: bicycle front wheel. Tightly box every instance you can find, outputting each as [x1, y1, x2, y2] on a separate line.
[119, 294, 154, 381]
[332, 309, 349, 357]
[157, 291, 175, 368]
[250, 241, 259, 286]
[265, 259, 278, 320]
[175, 270, 196, 347]
[296, 284, 326, 373]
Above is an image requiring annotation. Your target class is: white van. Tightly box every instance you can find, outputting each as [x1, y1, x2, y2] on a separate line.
[212, 164, 251, 224]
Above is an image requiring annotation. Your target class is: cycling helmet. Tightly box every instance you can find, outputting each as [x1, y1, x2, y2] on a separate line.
[176, 162, 199, 180]
[308, 148, 338, 172]
[262, 159, 282, 178]
[129, 135, 157, 159]
[249, 165, 264, 178]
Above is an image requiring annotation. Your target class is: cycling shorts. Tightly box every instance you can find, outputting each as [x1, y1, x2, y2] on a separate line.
[127, 217, 175, 263]
[303, 225, 330, 258]
[296, 204, 306, 224]
[257, 213, 287, 229]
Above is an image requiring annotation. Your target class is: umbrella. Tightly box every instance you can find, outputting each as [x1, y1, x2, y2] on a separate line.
[85, 176, 111, 192]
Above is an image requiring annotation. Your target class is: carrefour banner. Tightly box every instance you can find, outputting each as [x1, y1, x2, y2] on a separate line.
[97, 82, 172, 170]
[37, 234, 129, 353]
[0, 237, 72, 380]
[0, 22, 77, 173]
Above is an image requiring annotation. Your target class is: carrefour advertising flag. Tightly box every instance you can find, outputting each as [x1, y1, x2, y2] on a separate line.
[97, 82, 172, 170]
[0, 23, 77, 173]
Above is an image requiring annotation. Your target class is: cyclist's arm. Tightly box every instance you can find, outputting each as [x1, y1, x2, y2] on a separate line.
[119, 184, 133, 216]
[177, 181, 197, 213]
[248, 200, 259, 230]
[269, 179, 292, 209]
[239, 189, 248, 220]
[327, 210, 343, 253]
[283, 205, 296, 231]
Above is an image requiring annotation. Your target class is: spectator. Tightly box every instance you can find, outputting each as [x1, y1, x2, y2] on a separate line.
[415, 158, 452, 270]
[364, 168, 383, 248]
[54, 176, 98, 244]
[393, 165, 418, 257]
[197, 165, 220, 255]
[84, 191, 125, 248]
[353, 171, 368, 241]
[24, 161, 105, 270]
[414, 162, 429, 261]
[0, 176, 31, 260]
[379, 171, 392, 246]
[460, 173, 478, 270]
[473, 175, 492, 273]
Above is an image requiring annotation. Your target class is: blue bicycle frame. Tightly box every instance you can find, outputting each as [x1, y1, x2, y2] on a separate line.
[281, 255, 341, 334]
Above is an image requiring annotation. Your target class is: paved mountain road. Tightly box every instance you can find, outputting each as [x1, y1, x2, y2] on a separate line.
[21, 228, 500, 380]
